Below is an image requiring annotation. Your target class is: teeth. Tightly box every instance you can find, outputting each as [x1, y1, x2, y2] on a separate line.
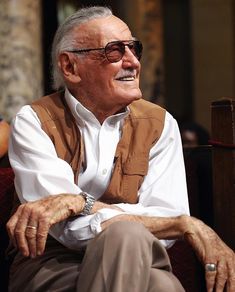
[119, 76, 135, 81]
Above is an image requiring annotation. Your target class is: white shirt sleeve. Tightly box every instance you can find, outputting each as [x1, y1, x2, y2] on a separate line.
[9, 106, 189, 250]
[9, 105, 97, 248]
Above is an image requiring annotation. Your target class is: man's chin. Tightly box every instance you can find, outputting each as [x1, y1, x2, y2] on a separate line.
[115, 88, 142, 105]
[128, 87, 142, 98]
[130, 90, 142, 102]
[120, 94, 142, 109]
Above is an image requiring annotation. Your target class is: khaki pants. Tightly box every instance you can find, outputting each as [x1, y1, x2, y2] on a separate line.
[9, 221, 185, 292]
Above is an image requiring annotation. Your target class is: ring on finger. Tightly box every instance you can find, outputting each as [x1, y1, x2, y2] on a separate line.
[205, 263, 217, 272]
[26, 225, 37, 230]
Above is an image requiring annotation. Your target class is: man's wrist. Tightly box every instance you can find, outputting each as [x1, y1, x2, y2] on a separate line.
[79, 192, 96, 215]
[179, 214, 195, 240]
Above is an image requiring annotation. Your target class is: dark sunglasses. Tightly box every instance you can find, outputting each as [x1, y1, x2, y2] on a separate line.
[67, 40, 143, 63]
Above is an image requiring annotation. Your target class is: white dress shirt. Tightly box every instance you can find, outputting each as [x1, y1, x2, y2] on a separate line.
[9, 88, 190, 250]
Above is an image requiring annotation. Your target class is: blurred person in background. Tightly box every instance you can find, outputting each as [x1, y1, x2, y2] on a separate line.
[0, 115, 10, 159]
[180, 121, 210, 147]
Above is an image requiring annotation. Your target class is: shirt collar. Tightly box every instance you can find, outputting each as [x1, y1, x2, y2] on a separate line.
[64, 88, 130, 127]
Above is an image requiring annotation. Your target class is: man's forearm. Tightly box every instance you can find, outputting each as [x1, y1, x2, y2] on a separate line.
[100, 213, 186, 240]
[91, 200, 123, 213]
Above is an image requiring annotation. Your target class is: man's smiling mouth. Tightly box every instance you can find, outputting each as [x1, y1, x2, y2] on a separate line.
[116, 76, 135, 81]
[115, 69, 137, 82]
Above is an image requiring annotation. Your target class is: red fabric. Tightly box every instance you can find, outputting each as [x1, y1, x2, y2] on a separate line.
[168, 240, 206, 292]
[0, 168, 15, 225]
[0, 167, 14, 292]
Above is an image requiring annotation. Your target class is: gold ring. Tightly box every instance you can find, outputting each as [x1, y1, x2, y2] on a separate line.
[26, 225, 37, 230]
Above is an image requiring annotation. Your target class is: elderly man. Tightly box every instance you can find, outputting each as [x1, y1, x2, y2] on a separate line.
[7, 6, 234, 292]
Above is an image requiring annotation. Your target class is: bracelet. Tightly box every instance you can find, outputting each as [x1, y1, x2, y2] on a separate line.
[79, 192, 96, 215]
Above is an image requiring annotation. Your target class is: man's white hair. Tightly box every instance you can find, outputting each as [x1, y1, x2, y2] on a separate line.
[51, 6, 113, 90]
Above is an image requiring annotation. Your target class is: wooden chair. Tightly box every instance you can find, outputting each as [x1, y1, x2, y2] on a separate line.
[210, 98, 235, 250]
[168, 146, 212, 292]
[169, 97, 235, 291]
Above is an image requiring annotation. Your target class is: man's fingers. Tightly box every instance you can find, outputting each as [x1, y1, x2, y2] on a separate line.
[14, 204, 35, 257]
[36, 219, 50, 256]
[25, 216, 39, 258]
[6, 204, 30, 251]
[227, 276, 235, 292]
[226, 258, 235, 292]
[214, 260, 227, 292]
[6, 209, 22, 247]
[14, 226, 30, 257]
[25, 224, 38, 258]
[205, 259, 234, 292]
[205, 270, 217, 292]
[6, 194, 81, 258]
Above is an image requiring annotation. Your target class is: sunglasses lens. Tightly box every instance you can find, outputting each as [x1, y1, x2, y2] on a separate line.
[105, 40, 143, 63]
[105, 42, 125, 63]
[128, 41, 143, 60]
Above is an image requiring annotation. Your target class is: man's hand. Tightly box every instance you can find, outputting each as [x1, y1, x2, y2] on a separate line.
[6, 195, 122, 258]
[6, 194, 85, 258]
[181, 215, 235, 292]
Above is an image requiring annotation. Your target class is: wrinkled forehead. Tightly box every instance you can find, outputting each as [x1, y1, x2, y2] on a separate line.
[72, 15, 133, 47]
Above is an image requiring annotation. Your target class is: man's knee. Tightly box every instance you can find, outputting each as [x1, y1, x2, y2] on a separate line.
[103, 220, 149, 241]
[148, 269, 185, 292]
[96, 220, 164, 260]
[88, 221, 152, 257]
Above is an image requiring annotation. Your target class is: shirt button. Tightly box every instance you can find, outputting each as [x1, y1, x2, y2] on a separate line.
[102, 169, 107, 175]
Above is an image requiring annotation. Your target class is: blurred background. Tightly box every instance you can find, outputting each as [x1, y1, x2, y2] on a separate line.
[0, 0, 234, 134]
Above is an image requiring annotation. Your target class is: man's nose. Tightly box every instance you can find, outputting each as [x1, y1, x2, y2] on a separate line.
[122, 46, 140, 67]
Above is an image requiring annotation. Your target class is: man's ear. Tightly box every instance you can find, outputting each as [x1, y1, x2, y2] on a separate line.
[58, 53, 81, 83]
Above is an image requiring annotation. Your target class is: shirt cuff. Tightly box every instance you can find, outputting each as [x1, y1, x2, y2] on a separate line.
[90, 208, 124, 235]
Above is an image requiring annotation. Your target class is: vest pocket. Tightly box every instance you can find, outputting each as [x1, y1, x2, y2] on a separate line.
[122, 155, 149, 176]
[101, 155, 149, 204]
[121, 156, 149, 202]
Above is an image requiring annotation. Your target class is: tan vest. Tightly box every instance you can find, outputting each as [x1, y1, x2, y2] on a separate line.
[31, 92, 166, 204]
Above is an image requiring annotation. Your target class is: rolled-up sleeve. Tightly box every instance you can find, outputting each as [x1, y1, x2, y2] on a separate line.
[9, 106, 99, 249]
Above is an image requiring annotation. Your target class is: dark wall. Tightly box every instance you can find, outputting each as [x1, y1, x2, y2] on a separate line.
[42, 1, 58, 95]
[162, 0, 193, 122]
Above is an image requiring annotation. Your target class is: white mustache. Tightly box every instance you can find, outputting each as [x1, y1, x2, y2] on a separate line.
[115, 69, 136, 79]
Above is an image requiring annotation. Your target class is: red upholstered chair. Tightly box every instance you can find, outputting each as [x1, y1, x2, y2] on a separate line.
[0, 167, 15, 223]
[168, 240, 206, 292]
[0, 157, 15, 292]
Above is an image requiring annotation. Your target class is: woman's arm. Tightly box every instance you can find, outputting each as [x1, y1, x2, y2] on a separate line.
[0, 119, 10, 158]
